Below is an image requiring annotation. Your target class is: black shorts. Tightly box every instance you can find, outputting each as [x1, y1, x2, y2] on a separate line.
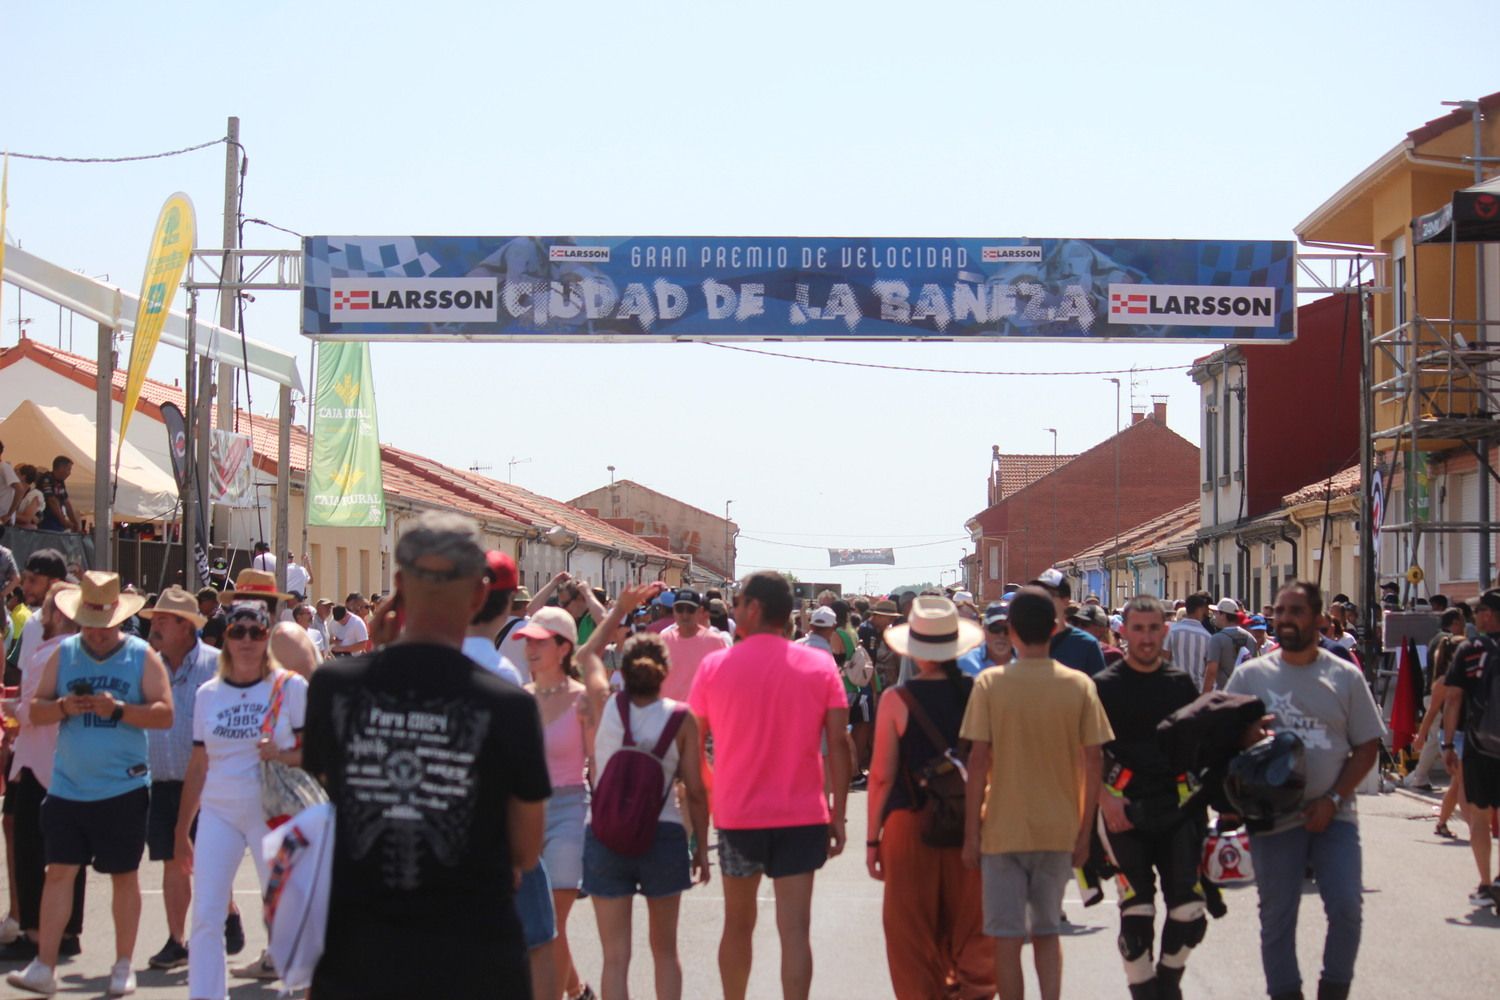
[717, 824, 829, 879]
[41, 786, 150, 874]
[147, 780, 197, 861]
[1464, 745, 1500, 809]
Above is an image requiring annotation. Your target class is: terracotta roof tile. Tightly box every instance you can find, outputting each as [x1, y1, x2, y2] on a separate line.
[2, 340, 678, 559]
[1282, 466, 1360, 507]
[996, 453, 1074, 499]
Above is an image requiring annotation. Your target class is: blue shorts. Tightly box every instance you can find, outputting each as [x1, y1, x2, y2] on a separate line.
[514, 862, 556, 950]
[543, 785, 588, 892]
[583, 822, 692, 899]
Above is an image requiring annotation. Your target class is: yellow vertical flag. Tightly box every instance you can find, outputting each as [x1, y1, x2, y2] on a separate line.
[118, 192, 196, 450]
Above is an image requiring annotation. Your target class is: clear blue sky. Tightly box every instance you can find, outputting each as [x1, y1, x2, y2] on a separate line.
[3, 2, 1495, 591]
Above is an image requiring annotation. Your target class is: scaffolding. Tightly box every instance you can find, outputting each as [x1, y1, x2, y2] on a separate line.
[1364, 159, 1500, 608]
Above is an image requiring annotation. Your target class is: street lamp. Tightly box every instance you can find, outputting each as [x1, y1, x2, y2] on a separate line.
[724, 500, 735, 584]
[1045, 427, 1058, 570]
[1104, 378, 1122, 608]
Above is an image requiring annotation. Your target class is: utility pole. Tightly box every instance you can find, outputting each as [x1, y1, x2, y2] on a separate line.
[1106, 378, 1122, 607]
[193, 116, 240, 586]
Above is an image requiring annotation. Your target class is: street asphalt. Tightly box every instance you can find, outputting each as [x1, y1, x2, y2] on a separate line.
[2, 782, 1497, 998]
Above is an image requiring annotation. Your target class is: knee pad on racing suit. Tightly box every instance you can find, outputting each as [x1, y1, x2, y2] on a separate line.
[1117, 904, 1156, 984]
[1159, 900, 1207, 969]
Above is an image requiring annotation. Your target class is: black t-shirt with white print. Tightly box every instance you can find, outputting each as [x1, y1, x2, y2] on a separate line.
[302, 642, 551, 1000]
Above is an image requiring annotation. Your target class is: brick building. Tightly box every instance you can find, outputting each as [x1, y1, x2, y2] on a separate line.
[965, 400, 1200, 605]
[569, 479, 738, 588]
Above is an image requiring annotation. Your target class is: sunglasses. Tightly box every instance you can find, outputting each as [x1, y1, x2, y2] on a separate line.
[226, 625, 270, 641]
[986, 624, 1009, 635]
[673, 604, 698, 613]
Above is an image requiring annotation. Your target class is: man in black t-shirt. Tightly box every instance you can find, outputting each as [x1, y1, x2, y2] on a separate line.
[1094, 595, 1205, 1000]
[1441, 588, 1500, 910]
[302, 512, 550, 1000]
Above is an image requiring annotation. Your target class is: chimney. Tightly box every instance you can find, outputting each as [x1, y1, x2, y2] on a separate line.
[988, 445, 1002, 506]
[1152, 394, 1168, 423]
[1131, 409, 1146, 425]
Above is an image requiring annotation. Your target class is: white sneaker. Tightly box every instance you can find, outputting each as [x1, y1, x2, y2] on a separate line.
[1468, 883, 1494, 906]
[107, 958, 136, 997]
[0, 914, 20, 944]
[230, 950, 278, 981]
[5, 958, 57, 995]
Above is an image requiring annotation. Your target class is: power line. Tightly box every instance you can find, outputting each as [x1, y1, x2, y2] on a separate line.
[4, 138, 226, 164]
[739, 561, 959, 573]
[741, 536, 972, 551]
[701, 341, 1194, 377]
[243, 217, 303, 239]
[739, 527, 962, 538]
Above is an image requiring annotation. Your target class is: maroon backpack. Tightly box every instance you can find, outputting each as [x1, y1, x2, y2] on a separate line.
[590, 694, 688, 857]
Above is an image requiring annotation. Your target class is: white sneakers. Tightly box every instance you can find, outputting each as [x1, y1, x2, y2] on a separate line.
[4, 956, 134, 997]
[107, 958, 136, 996]
[5, 959, 57, 996]
[0, 913, 21, 944]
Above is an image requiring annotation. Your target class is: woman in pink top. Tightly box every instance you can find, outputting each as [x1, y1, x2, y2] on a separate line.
[518, 606, 597, 1000]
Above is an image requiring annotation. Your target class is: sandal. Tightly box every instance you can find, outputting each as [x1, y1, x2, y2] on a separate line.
[1435, 822, 1456, 839]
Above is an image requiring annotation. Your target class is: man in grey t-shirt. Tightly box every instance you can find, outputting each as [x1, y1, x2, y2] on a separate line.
[1205, 599, 1255, 691]
[1225, 582, 1384, 1000]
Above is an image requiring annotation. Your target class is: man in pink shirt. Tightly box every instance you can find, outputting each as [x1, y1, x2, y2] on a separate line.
[688, 571, 851, 1000]
[659, 588, 731, 702]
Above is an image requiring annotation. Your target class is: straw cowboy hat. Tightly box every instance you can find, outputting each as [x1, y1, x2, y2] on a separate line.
[54, 571, 147, 629]
[882, 595, 984, 662]
[219, 568, 291, 605]
[139, 585, 208, 630]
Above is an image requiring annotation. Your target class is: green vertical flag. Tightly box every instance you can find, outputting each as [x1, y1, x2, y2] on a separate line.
[308, 343, 385, 527]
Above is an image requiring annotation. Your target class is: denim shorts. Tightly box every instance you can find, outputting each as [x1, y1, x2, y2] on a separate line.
[717, 824, 829, 879]
[543, 785, 588, 892]
[514, 862, 557, 949]
[583, 822, 692, 899]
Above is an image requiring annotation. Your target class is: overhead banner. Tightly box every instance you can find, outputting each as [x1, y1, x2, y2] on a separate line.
[303, 236, 1295, 343]
[308, 342, 385, 527]
[829, 547, 896, 567]
[120, 193, 195, 445]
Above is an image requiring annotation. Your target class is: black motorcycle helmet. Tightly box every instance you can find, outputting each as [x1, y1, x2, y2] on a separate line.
[1224, 731, 1306, 826]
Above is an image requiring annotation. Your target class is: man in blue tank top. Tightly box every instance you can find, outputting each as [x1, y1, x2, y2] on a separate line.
[6, 571, 173, 998]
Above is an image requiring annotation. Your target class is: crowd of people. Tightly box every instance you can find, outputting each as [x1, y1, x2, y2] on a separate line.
[0, 514, 1496, 1000]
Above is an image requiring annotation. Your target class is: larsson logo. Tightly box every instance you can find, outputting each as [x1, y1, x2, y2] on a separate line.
[330, 278, 499, 323]
[1106, 284, 1276, 328]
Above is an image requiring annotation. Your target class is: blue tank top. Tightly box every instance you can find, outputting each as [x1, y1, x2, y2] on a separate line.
[52, 634, 151, 801]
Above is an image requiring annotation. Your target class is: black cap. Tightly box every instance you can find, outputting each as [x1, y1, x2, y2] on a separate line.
[983, 601, 1010, 626]
[673, 588, 702, 608]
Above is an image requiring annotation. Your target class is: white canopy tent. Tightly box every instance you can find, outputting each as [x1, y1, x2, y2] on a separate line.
[0, 400, 178, 522]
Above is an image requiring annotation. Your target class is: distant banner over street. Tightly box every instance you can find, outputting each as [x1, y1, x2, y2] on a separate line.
[829, 548, 896, 567]
[303, 236, 1295, 343]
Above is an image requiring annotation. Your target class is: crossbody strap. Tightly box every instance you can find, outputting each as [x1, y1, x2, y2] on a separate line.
[894, 686, 953, 755]
[261, 670, 289, 738]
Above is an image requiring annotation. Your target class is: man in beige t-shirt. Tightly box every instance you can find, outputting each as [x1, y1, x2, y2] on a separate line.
[961, 586, 1112, 1000]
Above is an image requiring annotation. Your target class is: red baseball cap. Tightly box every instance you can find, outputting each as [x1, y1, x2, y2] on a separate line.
[485, 551, 519, 591]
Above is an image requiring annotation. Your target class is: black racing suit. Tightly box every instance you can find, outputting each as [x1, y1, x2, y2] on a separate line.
[1094, 661, 1206, 1000]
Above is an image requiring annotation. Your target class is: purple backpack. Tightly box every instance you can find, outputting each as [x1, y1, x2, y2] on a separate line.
[590, 694, 687, 857]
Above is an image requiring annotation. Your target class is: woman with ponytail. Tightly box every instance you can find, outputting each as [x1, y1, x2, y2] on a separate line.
[865, 596, 994, 1000]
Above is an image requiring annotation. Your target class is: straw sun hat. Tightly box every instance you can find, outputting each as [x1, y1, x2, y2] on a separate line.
[54, 571, 147, 629]
[882, 595, 984, 662]
[139, 585, 208, 630]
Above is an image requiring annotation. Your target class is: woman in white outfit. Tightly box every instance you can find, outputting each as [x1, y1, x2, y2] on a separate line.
[175, 602, 308, 1000]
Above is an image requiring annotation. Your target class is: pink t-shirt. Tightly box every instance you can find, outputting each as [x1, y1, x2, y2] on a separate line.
[659, 628, 732, 702]
[688, 633, 847, 829]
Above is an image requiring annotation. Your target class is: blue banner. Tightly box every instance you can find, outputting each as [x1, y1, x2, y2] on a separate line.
[302, 236, 1295, 343]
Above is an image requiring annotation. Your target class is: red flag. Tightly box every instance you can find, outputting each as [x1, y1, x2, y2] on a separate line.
[1389, 637, 1422, 752]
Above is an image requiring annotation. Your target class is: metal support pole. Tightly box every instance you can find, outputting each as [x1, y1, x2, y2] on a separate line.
[1358, 280, 1379, 678]
[1471, 102, 1492, 589]
[276, 384, 292, 593]
[94, 321, 112, 570]
[184, 294, 198, 587]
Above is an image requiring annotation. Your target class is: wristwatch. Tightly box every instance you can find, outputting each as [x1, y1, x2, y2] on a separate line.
[1325, 791, 1343, 809]
[109, 705, 125, 724]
